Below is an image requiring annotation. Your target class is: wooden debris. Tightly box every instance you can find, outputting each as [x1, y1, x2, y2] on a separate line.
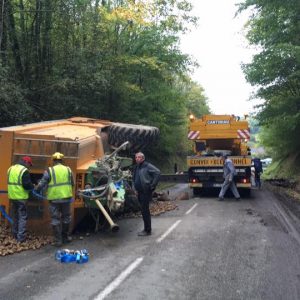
[122, 199, 178, 218]
[150, 200, 177, 216]
[0, 190, 184, 255]
[0, 224, 52, 256]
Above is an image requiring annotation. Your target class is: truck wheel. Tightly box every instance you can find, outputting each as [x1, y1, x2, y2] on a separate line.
[241, 189, 251, 198]
[124, 193, 140, 212]
[193, 188, 201, 196]
[108, 123, 159, 151]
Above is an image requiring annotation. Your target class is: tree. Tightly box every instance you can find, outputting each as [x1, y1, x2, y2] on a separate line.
[0, 63, 32, 126]
[238, 0, 300, 159]
[184, 80, 210, 118]
[0, 0, 209, 161]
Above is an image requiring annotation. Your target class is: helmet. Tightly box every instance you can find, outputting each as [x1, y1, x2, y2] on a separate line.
[22, 156, 33, 166]
[52, 152, 64, 160]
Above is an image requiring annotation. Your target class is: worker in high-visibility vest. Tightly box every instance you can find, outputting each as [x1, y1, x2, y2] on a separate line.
[7, 156, 34, 242]
[35, 152, 74, 247]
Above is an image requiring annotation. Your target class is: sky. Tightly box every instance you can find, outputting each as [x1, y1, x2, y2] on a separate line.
[180, 0, 258, 116]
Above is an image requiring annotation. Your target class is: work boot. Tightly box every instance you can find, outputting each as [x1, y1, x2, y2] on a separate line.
[62, 223, 72, 244]
[137, 230, 151, 236]
[17, 239, 26, 244]
[52, 225, 62, 247]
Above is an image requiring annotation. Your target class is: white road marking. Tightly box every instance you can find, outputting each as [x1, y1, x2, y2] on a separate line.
[95, 202, 192, 298]
[156, 220, 182, 243]
[185, 203, 198, 215]
[94, 257, 144, 300]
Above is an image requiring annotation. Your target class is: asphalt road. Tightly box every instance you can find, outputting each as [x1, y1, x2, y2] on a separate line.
[1, 185, 300, 300]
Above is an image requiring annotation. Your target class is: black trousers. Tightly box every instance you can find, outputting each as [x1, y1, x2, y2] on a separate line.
[255, 172, 261, 188]
[137, 191, 152, 233]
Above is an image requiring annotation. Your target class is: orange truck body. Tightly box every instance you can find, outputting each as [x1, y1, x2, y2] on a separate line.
[0, 117, 112, 233]
[187, 114, 252, 194]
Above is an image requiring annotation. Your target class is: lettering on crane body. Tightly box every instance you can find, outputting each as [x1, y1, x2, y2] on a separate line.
[188, 157, 251, 167]
[188, 158, 222, 167]
[206, 120, 230, 125]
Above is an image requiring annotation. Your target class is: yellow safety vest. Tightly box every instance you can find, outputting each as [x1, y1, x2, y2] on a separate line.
[47, 164, 73, 200]
[7, 164, 29, 200]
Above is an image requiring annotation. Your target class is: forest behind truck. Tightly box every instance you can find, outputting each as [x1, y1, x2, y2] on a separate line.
[0, 0, 299, 183]
[0, 0, 209, 168]
[239, 0, 300, 196]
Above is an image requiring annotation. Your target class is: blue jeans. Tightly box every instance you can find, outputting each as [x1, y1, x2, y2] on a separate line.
[219, 176, 240, 199]
[11, 200, 27, 242]
[255, 173, 261, 188]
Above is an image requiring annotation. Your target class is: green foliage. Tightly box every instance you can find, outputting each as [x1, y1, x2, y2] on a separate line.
[185, 81, 210, 118]
[239, 0, 300, 163]
[248, 116, 259, 136]
[0, 64, 32, 126]
[262, 152, 300, 180]
[0, 0, 209, 162]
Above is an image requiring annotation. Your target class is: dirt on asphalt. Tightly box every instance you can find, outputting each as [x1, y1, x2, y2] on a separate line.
[2, 181, 300, 257]
[0, 195, 180, 256]
[265, 181, 300, 220]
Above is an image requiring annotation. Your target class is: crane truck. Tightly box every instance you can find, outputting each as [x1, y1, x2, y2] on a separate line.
[187, 114, 252, 196]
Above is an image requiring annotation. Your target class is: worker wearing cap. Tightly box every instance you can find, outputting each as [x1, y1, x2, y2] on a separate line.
[7, 156, 34, 242]
[35, 152, 74, 247]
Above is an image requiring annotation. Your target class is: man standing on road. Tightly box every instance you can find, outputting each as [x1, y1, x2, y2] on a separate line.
[7, 156, 34, 243]
[253, 157, 263, 189]
[218, 154, 240, 201]
[133, 152, 160, 236]
[35, 152, 74, 247]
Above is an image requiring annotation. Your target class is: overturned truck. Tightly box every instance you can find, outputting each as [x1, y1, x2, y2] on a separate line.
[0, 117, 159, 233]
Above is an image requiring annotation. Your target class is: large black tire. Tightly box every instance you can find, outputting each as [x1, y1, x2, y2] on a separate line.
[108, 123, 159, 151]
[193, 187, 202, 196]
[240, 188, 251, 198]
[124, 193, 140, 213]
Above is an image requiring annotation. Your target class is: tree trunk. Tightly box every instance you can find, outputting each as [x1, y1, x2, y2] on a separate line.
[0, 0, 5, 53]
[6, 0, 23, 78]
[0, 0, 7, 63]
[42, 0, 52, 73]
[34, 0, 42, 79]
[19, 0, 29, 80]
